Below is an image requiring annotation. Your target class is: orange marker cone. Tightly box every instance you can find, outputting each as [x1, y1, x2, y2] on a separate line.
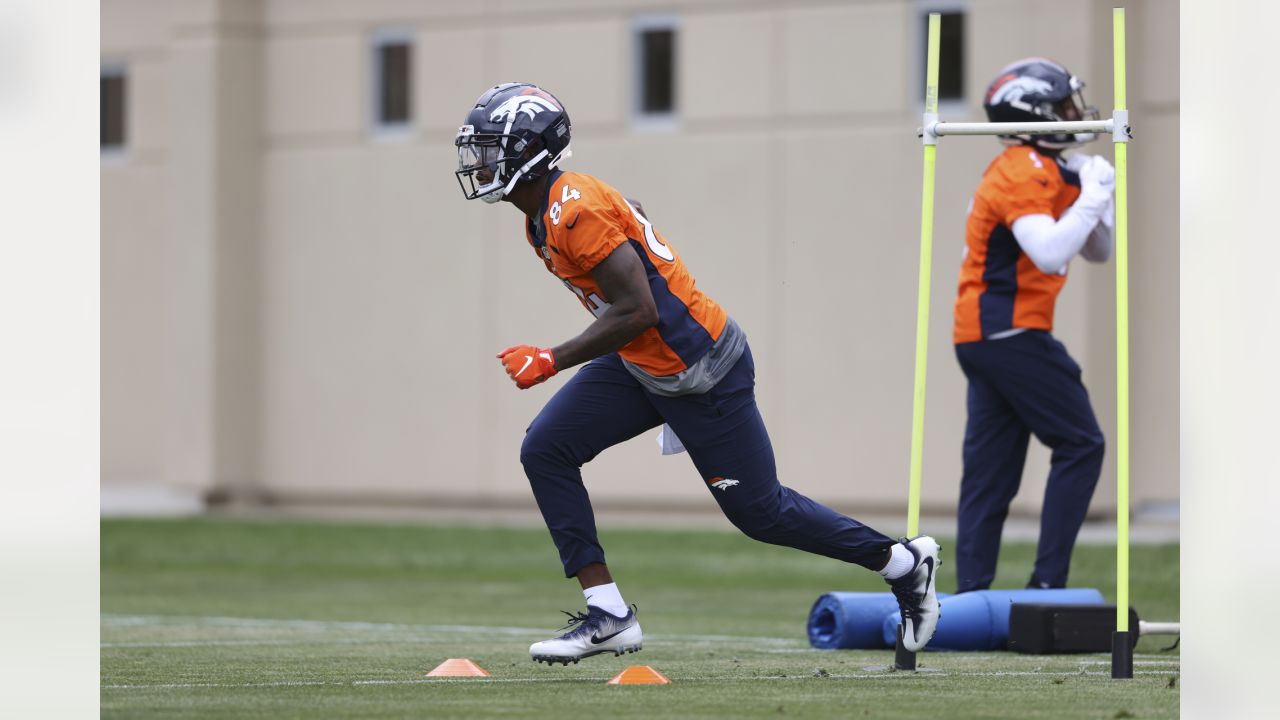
[425, 658, 491, 677]
[607, 665, 671, 685]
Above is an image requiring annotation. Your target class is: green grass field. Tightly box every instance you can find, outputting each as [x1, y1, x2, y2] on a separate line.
[102, 518, 1179, 719]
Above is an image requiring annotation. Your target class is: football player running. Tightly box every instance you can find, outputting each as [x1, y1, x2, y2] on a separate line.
[455, 83, 941, 665]
[951, 59, 1115, 594]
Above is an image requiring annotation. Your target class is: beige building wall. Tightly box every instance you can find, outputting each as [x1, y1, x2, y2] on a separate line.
[102, 0, 1179, 525]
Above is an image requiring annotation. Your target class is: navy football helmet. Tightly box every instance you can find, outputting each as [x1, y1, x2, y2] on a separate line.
[983, 58, 1099, 149]
[455, 83, 572, 203]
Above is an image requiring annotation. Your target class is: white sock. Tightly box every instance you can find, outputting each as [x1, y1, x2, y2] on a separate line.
[583, 582, 629, 617]
[879, 544, 916, 580]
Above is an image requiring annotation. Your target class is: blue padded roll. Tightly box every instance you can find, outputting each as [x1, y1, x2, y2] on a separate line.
[807, 591, 952, 649]
[808, 592, 900, 649]
[877, 588, 1106, 650]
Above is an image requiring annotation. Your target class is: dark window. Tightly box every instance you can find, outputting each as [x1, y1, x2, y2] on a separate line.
[639, 28, 675, 115]
[922, 11, 965, 101]
[377, 41, 412, 125]
[101, 70, 126, 149]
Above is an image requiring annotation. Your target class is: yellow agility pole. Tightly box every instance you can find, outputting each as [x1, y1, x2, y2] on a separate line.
[895, 11, 940, 673]
[909, 13, 940, 542]
[1111, 5, 1133, 680]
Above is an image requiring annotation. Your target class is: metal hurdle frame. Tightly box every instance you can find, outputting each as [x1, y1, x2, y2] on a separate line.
[898, 8, 1134, 679]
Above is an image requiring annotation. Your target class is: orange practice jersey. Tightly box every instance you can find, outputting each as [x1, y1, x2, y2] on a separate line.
[953, 146, 1082, 344]
[523, 170, 728, 377]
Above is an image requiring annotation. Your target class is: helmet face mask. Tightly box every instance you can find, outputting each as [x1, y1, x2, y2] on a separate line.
[984, 58, 1099, 149]
[455, 128, 532, 203]
[454, 83, 571, 203]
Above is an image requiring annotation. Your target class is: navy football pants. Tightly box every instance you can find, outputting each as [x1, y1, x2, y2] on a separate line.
[954, 331, 1104, 592]
[520, 345, 896, 578]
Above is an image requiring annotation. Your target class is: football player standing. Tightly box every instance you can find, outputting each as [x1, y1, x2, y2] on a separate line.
[951, 59, 1115, 593]
[455, 83, 941, 664]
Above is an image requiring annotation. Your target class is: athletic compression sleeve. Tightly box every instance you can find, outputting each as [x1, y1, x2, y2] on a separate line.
[1010, 156, 1115, 274]
[1013, 197, 1114, 272]
[1079, 197, 1114, 263]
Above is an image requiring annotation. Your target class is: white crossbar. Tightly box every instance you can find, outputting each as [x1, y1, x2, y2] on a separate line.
[931, 120, 1114, 137]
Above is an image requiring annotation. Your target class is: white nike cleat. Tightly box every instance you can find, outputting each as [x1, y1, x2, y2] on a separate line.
[529, 605, 643, 666]
[887, 536, 942, 652]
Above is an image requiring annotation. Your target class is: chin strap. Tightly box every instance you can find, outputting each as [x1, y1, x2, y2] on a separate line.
[502, 149, 551, 197]
[480, 143, 570, 203]
[548, 144, 572, 170]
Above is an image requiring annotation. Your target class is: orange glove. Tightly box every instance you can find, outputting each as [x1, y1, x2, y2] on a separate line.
[497, 345, 558, 389]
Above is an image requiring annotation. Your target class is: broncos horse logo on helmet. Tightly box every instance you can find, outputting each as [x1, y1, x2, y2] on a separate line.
[455, 83, 572, 204]
[489, 94, 561, 124]
[983, 58, 1099, 149]
[986, 75, 1055, 108]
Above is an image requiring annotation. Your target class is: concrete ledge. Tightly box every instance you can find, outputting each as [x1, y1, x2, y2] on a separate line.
[100, 485, 207, 517]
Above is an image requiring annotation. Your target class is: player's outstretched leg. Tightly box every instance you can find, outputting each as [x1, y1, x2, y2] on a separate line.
[529, 605, 643, 665]
[887, 536, 942, 652]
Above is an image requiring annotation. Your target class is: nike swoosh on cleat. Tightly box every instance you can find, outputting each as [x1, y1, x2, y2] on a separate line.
[915, 557, 936, 642]
[517, 355, 534, 376]
[590, 628, 628, 645]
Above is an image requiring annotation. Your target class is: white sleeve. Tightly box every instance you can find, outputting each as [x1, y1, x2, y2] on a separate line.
[1011, 212, 1097, 275]
[1079, 197, 1114, 263]
[1011, 170, 1114, 275]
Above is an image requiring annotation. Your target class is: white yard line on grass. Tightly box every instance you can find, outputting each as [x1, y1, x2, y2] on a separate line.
[102, 669, 1180, 691]
[99, 615, 1183, 674]
[1076, 660, 1181, 666]
[105, 640, 300, 648]
[102, 638, 450, 648]
[100, 614, 802, 648]
[102, 615, 539, 637]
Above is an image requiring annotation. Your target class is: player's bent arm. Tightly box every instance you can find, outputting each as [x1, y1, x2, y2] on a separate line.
[1012, 213, 1098, 274]
[550, 245, 659, 371]
[1079, 198, 1114, 263]
[1011, 155, 1116, 273]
